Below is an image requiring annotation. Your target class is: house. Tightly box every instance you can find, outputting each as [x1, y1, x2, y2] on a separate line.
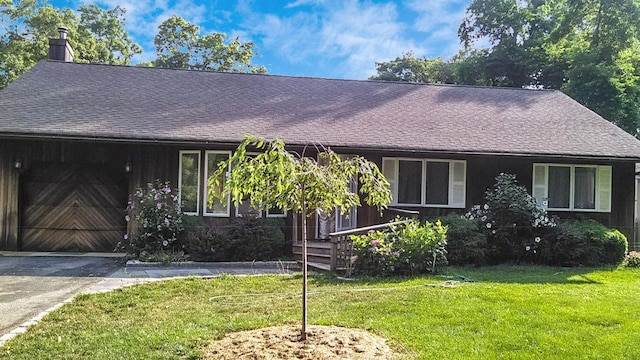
[2, 30, 640, 253]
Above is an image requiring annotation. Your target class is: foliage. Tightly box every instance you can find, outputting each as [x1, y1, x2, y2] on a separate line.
[0, 0, 141, 88]
[351, 219, 448, 276]
[540, 219, 628, 266]
[370, 51, 455, 83]
[372, 0, 640, 136]
[439, 213, 488, 266]
[117, 181, 184, 256]
[226, 217, 288, 261]
[466, 173, 556, 263]
[180, 223, 230, 262]
[623, 251, 640, 267]
[181, 218, 288, 262]
[211, 134, 391, 218]
[141, 15, 266, 73]
[4, 268, 640, 359]
[212, 134, 391, 338]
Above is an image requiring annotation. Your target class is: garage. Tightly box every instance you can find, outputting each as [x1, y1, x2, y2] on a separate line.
[20, 162, 127, 252]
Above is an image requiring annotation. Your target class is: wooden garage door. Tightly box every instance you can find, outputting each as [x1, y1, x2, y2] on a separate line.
[21, 162, 127, 252]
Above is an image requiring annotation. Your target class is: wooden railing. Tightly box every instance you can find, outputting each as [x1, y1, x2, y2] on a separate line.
[329, 220, 409, 276]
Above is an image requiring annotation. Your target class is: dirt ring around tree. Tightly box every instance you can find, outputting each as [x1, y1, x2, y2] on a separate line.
[201, 325, 396, 359]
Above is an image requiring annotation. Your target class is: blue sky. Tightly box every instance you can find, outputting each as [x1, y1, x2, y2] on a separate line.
[49, 0, 473, 79]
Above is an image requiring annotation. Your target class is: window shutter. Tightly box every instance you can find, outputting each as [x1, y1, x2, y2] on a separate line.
[450, 161, 466, 208]
[532, 164, 548, 209]
[382, 158, 397, 204]
[597, 166, 612, 212]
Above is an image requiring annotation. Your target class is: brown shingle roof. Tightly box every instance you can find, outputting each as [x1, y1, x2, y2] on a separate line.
[2, 60, 640, 160]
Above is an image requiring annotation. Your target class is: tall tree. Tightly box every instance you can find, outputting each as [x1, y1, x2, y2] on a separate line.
[370, 51, 455, 83]
[210, 135, 391, 339]
[143, 16, 266, 73]
[372, 0, 640, 136]
[0, 0, 140, 88]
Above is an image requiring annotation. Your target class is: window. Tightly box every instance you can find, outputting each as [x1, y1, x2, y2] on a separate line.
[178, 151, 200, 215]
[204, 151, 231, 216]
[266, 208, 287, 218]
[382, 158, 466, 208]
[532, 164, 611, 212]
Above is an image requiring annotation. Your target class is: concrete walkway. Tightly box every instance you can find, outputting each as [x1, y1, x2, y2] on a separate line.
[0, 253, 298, 346]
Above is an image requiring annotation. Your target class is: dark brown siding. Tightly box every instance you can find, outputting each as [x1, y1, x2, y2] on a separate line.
[350, 151, 636, 243]
[1, 139, 636, 251]
[0, 144, 19, 250]
[0, 139, 131, 251]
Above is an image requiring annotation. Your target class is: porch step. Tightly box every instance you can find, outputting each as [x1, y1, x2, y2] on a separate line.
[292, 242, 332, 256]
[305, 261, 331, 272]
[292, 253, 331, 265]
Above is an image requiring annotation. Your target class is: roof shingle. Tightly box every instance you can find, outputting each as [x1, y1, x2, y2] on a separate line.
[1, 60, 640, 160]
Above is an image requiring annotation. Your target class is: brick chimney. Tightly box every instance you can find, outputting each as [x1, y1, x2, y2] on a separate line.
[48, 26, 74, 62]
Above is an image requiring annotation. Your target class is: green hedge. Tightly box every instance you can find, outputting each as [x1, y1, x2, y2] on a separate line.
[181, 217, 290, 261]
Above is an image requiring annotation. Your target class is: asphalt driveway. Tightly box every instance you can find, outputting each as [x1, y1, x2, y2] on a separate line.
[0, 255, 122, 336]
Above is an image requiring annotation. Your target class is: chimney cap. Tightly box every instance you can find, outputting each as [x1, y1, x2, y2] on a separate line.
[57, 26, 68, 39]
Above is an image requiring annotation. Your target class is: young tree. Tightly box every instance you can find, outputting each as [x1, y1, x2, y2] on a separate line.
[209, 134, 391, 340]
[143, 15, 266, 73]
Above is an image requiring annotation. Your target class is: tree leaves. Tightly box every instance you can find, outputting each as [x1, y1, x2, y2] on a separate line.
[148, 15, 266, 74]
[372, 0, 640, 136]
[209, 134, 391, 218]
[0, 0, 141, 88]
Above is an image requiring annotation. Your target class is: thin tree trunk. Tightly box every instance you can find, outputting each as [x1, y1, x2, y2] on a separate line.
[301, 188, 308, 341]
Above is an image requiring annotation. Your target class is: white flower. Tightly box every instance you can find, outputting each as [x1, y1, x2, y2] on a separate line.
[481, 216, 487, 221]
[534, 237, 541, 243]
[483, 204, 489, 210]
[486, 223, 492, 229]
[526, 246, 531, 251]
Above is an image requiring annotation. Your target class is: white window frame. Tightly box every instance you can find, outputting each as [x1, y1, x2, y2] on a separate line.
[382, 157, 466, 208]
[266, 208, 288, 218]
[532, 163, 611, 212]
[203, 150, 232, 217]
[178, 150, 201, 216]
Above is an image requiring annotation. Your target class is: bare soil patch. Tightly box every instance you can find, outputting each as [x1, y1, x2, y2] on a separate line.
[202, 325, 395, 359]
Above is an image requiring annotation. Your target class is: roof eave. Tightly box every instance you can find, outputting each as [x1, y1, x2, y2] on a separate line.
[1, 132, 639, 162]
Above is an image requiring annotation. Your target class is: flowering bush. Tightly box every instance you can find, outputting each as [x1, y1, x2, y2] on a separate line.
[624, 251, 640, 268]
[351, 219, 447, 277]
[466, 173, 556, 263]
[117, 181, 184, 256]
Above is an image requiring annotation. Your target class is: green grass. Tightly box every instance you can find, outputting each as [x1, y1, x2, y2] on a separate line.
[2, 266, 640, 359]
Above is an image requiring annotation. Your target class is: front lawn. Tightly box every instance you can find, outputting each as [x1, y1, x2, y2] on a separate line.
[2, 266, 639, 359]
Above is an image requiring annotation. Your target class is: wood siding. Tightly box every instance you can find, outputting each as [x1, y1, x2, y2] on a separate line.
[0, 139, 636, 251]
[21, 162, 127, 251]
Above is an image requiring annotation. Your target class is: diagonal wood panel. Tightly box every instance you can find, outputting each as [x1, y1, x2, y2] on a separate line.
[21, 163, 127, 252]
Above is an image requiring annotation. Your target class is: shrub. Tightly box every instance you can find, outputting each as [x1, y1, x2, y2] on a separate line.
[351, 219, 447, 276]
[226, 217, 289, 261]
[540, 219, 628, 266]
[439, 213, 487, 266]
[118, 181, 184, 256]
[182, 217, 289, 262]
[624, 251, 640, 268]
[181, 225, 230, 261]
[466, 173, 555, 263]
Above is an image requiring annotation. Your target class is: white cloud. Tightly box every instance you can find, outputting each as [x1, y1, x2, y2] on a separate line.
[81, 0, 210, 61]
[239, 0, 425, 79]
[285, 0, 325, 8]
[405, 0, 468, 57]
